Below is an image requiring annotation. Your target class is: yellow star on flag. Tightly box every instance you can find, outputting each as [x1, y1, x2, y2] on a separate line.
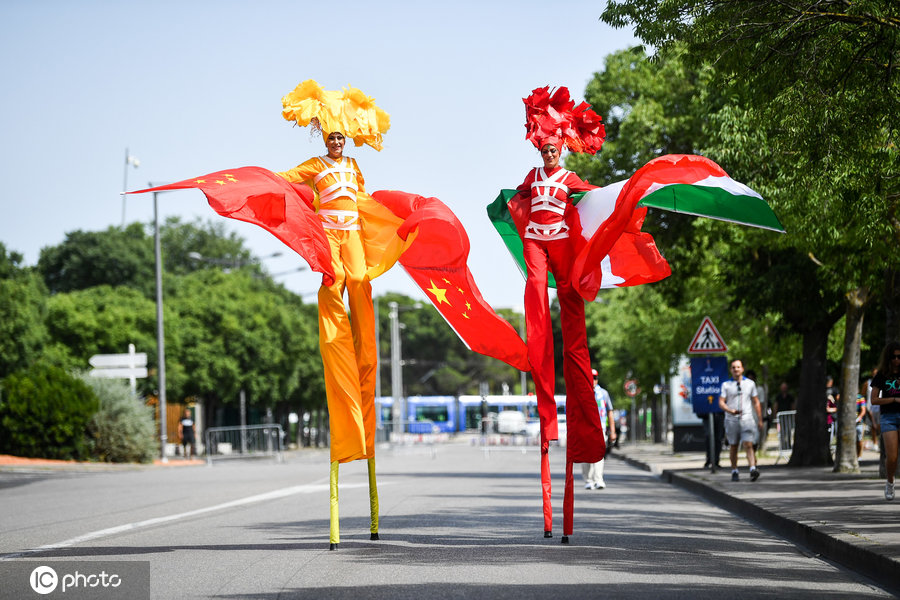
[427, 279, 450, 305]
[215, 180, 227, 186]
[194, 179, 206, 184]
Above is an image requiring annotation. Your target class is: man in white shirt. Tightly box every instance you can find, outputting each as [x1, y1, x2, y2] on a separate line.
[719, 358, 762, 482]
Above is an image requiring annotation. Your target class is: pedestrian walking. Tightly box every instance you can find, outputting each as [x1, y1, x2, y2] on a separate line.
[583, 370, 617, 489]
[719, 358, 762, 482]
[870, 341, 900, 501]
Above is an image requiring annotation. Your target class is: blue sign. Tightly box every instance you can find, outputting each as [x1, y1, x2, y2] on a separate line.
[690, 356, 728, 414]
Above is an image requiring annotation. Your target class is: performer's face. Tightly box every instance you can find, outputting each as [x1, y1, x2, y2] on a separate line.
[541, 144, 560, 170]
[325, 132, 345, 159]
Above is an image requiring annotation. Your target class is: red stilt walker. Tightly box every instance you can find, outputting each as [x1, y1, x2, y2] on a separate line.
[509, 86, 607, 542]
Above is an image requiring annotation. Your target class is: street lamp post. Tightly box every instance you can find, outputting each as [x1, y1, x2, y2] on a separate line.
[121, 149, 140, 227]
[389, 301, 403, 438]
[152, 188, 168, 463]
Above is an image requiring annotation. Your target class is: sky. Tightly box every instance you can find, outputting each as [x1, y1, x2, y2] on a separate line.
[0, 0, 640, 311]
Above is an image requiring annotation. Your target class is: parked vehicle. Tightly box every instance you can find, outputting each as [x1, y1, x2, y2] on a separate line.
[497, 410, 527, 434]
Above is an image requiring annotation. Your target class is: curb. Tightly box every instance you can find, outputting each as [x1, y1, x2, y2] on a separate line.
[611, 450, 900, 595]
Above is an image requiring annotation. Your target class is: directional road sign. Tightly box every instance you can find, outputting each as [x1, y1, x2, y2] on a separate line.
[89, 353, 147, 368]
[89, 367, 149, 379]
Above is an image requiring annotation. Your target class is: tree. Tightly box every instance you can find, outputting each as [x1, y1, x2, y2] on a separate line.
[602, 0, 900, 468]
[166, 269, 320, 428]
[0, 243, 49, 379]
[43, 285, 158, 380]
[0, 364, 98, 460]
[37, 223, 156, 296]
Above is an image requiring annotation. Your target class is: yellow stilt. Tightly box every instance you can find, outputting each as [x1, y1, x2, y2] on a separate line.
[368, 456, 379, 539]
[329, 461, 340, 550]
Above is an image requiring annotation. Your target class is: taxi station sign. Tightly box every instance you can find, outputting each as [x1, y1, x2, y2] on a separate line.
[687, 317, 728, 414]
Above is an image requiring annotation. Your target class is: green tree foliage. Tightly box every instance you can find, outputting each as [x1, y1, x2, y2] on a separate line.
[79, 375, 157, 463]
[0, 243, 49, 379]
[43, 285, 158, 376]
[600, 0, 900, 467]
[0, 364, 98, 460]
[376, 293, 523, 397]
[37, 223, 156, 296]
[167, 269, 320, 423]
[160, 217, 257, 277]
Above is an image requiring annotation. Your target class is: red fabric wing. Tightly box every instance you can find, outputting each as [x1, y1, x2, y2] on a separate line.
[128, 167, 335, 286]
[372, 190, 530, 372]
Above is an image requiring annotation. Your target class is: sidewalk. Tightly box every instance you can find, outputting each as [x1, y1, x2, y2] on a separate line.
[609, 439, 900, 595]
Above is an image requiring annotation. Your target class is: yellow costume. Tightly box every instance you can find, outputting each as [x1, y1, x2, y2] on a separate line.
[278, 79, 391, 550]
[278, 155, 376, 464]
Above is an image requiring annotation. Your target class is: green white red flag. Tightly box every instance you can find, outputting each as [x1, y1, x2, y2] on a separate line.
[488, 154, 782, 301]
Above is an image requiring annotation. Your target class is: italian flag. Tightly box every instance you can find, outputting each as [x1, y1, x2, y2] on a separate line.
[488, 154, 783, 301]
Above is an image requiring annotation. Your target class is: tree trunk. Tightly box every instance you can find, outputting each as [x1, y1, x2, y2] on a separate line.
[834, 286, 868, 473]
[789, 326, 833, 466]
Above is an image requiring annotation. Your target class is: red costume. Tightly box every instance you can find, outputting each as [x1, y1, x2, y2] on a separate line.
[513, 86, 607, 542]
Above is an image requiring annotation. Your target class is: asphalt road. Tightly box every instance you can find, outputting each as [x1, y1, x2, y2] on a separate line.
[0, 442, 891, 599]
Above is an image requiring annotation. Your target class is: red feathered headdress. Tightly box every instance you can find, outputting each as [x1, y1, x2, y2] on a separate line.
[523, 86, 605, 154]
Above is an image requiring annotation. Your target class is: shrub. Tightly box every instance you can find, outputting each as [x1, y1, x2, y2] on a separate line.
[79, 375, 157, 464]
[0, 364, 97, 460]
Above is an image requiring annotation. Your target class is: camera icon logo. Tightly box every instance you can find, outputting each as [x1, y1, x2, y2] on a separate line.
[30, 566, 59, 594]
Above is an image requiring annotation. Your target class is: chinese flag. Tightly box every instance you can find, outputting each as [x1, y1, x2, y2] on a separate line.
[127, 167, 335, 286]
[372, 190, 530, 372]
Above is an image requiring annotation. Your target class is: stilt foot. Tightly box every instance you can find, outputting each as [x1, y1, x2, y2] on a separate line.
[329, 543, 339, 551]
[561, 536, 569, 544]
[370, 533, 380, 541]
[543, 531, 552, 538]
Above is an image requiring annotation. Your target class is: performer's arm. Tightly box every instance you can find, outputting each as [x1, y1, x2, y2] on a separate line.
[515, 169, 535, 195]
[277, 156, 321, 184]
[565, 171, 598, 194]
[351, 158, 366, 194]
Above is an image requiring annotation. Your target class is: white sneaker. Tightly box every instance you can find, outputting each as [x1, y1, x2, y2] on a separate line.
[886, 482, 895, 501]
[594, 481, 606, 490]
[584, 483, 593, 489]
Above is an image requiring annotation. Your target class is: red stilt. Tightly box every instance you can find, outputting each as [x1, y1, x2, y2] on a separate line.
[562, 458, 574, 542]
[541, 442, 552, 536]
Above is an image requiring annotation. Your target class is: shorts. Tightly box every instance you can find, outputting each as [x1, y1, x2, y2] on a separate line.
[725, 416, 758, 446]
[880, 412, 900, 434]
[856, 422, 864, 441]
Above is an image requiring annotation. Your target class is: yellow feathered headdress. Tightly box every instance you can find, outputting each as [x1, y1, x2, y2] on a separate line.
[282, 79, 391, 151]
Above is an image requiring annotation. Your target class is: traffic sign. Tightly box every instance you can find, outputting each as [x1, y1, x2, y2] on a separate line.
[624, 379, 639, 397]
[90, 367, 149, 379]
[690, 356, 727, 414]
[687, 317, 728, 354]
[88, 344, 148, 392]
[89, 353, 147, 368]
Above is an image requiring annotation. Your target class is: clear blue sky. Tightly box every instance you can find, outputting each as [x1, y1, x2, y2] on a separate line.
[0, 0, 640, 310]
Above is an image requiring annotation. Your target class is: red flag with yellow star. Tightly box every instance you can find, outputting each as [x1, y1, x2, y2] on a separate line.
[372, 190, 530, 372]
[126, 167, 335, 286]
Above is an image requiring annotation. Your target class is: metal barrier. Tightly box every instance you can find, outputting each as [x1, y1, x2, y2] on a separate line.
[775, 410, 796, 465]
[205, 424, 284, 465]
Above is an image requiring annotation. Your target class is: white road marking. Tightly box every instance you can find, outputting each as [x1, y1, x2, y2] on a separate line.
[1, 479, 370, 560]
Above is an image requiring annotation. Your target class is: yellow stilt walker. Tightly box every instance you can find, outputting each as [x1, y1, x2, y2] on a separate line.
[278, 80, 390, 550]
